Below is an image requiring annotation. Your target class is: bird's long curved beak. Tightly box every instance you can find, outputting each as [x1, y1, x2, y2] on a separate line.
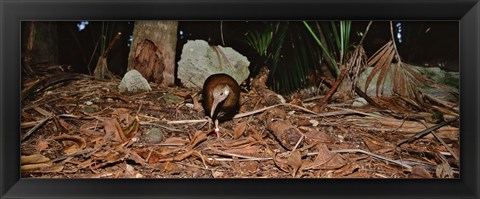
[210, 97, 221, 118]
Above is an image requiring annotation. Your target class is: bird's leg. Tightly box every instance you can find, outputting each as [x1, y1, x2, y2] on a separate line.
[206, 116, 213, 129]
[214, 119, 220, 139]
[205, 117, 219, 139]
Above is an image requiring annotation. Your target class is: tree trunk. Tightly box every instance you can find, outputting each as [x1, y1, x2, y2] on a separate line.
[127, 21, 178, 86]
[22, 21, 59, 66]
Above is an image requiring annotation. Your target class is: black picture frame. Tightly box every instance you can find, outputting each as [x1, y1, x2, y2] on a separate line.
[1, 0, 479, 198]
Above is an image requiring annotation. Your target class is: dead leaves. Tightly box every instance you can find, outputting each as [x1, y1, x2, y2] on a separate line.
[53, 134, 87, 155]
[20, 67, 459, 179]
[276, 150, 302, 177]
[233, 121, 248, 139]
[303, 144, 347, 171]
[365, 41, 395, 96]
[21, 154, 52, 170]
[365, 39, 432, 100]
[35, 136, 50, 152]
[273, 144, 350, 177]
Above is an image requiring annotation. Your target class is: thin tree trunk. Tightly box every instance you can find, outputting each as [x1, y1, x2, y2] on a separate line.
[128, 21, 178, 86]
[22, 21, 59, 66]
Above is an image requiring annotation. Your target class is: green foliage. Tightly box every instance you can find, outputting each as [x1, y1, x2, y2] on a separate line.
[245, 26, 273, 57]
[245, 22, 323, 94]
[303, 21, 352, 77]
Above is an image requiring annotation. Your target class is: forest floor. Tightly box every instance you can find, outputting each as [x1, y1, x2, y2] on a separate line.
[20, 66, 459, 178]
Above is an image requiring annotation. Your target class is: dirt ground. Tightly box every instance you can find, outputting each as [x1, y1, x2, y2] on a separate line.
[20, 67, 459, 178]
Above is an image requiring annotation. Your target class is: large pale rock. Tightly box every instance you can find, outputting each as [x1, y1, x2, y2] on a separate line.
[177, 40, 250, 88]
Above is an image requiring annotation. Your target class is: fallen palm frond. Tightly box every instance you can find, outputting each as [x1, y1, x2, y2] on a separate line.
[364, 22, 434, 101]
[346, 44, 368, 94]
[365, 41, 432, 99]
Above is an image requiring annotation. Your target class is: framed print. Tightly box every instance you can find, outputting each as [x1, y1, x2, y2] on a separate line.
[1, 0, 479, 198]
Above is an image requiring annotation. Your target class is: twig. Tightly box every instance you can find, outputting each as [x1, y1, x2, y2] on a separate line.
[103, 32, 122, 57]
[291, 134, 305, 152]
[312, 68, 348, 112]
[167, 102, 365, 125]
[167, 119, 209, 125]
[359, 21, 373, 45]
[86, 37, 101, 75]
[329, 106, 382, 118]
[396, 116, 459, 146]
[204, 147, 413, 170]
[220, 21, 225, 46]
[307, 110, 357, 118]
[133, 142, 186, 148]
[286, 104, 320, 115]
[51, 148, 99, 163]
[136, 103, 143, 115]
[302, 95, 325, 103]
[354, 86, 384, 109]
[389, 21, 402, 62]
[392, 115, 408, 133]
[204, 148, 270, 160]
[431, 131, 459, 161]
[167, 100, 390, 128]
[177, 162, 211, 170]
[140, 121, 184, 132]
[234, 103, 347, 119]
[21, 115, 53, 141]
[233, 104, 282, 118]
[329, 149, 412, 170]
[206, 157, 272, 162]
[423, 92, 459, 113]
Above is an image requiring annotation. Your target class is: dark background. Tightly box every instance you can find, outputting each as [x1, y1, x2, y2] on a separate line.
[31, 20, 458, 77]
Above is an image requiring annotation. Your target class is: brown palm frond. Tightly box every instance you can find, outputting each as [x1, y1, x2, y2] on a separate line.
[346, 44, 368, 93]
[392, 62, 403, 95]
[367, 40, 393, 66]
[364, 40, 395, 95]
[364, 39, 437, 99]
[375, 48, 395, 96]
[362, 21, 456, 101]
[401, 62, 429, 84]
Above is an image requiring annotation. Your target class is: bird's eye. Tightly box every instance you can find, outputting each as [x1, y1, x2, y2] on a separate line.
[220, 93, 223, 95]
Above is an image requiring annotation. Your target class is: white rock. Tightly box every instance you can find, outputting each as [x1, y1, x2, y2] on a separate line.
[352, 97, 368, 107]
[118, 70, 152, 93]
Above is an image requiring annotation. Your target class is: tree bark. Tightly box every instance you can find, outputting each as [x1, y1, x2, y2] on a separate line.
[22, 22, 59, 66]
[127, 21, 178, 86]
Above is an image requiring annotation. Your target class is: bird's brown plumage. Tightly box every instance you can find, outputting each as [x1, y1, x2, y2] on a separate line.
[202, 73, 240, 122]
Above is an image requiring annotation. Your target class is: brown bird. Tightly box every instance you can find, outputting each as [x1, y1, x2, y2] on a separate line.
[202, 73, 240, 137]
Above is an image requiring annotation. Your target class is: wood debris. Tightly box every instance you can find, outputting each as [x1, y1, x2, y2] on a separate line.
[21, 67, 459, 178]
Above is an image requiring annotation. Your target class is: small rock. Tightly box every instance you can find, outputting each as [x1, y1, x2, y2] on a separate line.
[337, 134, 345, 143]
[118, 70, 152, 94]
[352, 97, 368, 107]
[141, 128, 164, 144]
[212, 171, 225, 178]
